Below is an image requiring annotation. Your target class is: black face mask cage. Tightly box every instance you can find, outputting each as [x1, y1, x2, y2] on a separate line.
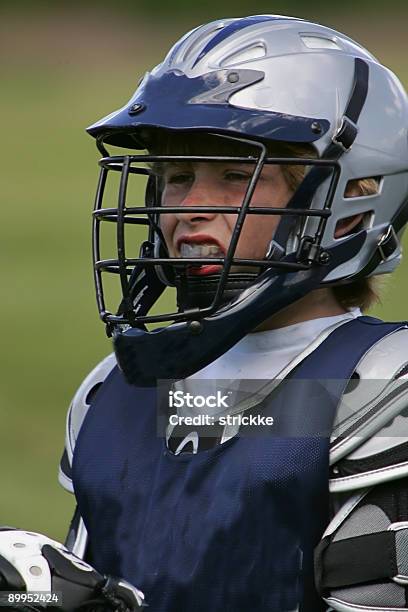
[92, 133, 340, 329]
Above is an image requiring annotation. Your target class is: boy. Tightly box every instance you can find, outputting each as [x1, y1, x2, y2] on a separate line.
[2, 14, 408, 612]
[66, 14, 408, 611]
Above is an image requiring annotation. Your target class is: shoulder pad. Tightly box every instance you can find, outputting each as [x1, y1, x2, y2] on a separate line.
[58, 353, 117, 493]
[329, 326, 408, 492]
[316, 482, 408, 610]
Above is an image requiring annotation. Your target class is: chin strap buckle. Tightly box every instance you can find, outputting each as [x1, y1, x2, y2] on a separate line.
[378, 224, 399, 262]
[332, 116, 358, 151]
[296, 236, 329, 265]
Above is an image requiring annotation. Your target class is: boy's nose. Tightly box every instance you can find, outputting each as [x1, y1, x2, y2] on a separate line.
[175, 180, 218, 224]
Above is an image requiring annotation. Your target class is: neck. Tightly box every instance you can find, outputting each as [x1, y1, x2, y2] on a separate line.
[254, 288, 349, 332]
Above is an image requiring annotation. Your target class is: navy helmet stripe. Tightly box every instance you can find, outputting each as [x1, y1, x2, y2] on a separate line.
[192, 15, 287, 68]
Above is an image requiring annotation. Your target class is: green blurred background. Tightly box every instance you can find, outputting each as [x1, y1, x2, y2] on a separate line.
[1, 2, 408, 540]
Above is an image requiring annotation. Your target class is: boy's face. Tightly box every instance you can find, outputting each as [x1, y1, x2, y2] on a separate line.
[159, 161, 292, 276]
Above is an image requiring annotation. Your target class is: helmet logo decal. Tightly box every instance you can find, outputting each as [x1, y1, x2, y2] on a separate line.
[189, 69, 264, 105]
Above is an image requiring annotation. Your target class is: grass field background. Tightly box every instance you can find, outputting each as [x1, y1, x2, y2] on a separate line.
[1, 6, 408, 540]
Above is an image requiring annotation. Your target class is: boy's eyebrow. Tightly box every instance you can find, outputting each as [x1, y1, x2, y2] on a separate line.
[161, 161, 191, 171]
[164, 161, 189, 167]
[151, 160, 189, 176]
[153, 160, 258, 175]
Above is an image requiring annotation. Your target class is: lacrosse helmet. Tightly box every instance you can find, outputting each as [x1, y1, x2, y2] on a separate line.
[87, 15, 408, 385]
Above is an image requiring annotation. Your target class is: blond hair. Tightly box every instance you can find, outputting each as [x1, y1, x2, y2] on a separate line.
[280, 147, 379, 311]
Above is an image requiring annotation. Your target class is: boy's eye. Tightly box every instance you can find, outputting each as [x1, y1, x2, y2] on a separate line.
[224, 170, 251, 182]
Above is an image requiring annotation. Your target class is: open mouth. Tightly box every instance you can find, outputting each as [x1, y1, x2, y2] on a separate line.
[178, 240, 225, 276]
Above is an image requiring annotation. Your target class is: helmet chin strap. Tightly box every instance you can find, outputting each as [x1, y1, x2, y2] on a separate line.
[175, 272, 259, 310]
[113, 231, 366, 386]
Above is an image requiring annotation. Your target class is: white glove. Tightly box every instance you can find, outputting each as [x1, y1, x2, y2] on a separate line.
[0, 528, 145, 611]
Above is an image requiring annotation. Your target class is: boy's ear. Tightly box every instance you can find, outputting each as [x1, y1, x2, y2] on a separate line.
[334, 213, 364, 238]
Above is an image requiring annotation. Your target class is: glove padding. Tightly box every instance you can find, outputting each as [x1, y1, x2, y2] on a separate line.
[0, 528, 144, 611]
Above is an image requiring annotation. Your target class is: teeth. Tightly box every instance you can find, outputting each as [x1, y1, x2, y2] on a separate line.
[180, 243, 223, 258]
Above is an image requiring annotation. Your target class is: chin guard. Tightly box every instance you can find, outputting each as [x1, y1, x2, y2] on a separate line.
[175, 272, 258, 310]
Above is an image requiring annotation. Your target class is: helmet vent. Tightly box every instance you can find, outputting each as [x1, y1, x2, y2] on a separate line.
[300, 35, 341, 50]
[220, 43, 266, 67]
[344, 176, 382, 198]
[181, 25, 225, 64]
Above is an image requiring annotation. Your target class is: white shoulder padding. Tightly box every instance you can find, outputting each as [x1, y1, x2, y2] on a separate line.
[58, 353, 117, 493]
[329, 326, 408, 493]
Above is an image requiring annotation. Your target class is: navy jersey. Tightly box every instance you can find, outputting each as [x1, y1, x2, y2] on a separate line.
[72, 317, 405, 611]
